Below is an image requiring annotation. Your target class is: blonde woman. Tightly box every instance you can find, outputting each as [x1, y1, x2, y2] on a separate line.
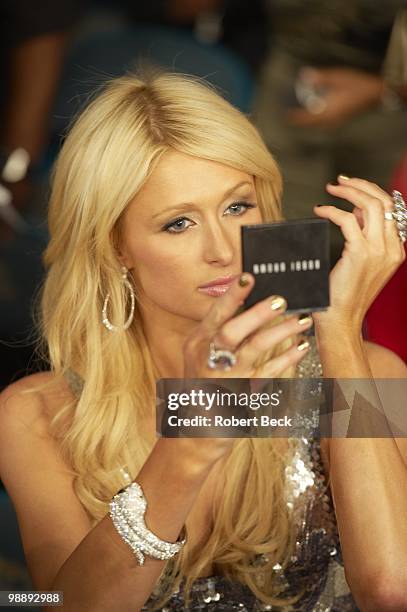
[0, 72, 406, 612]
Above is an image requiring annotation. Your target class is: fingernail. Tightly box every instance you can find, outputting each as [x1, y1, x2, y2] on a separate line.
[269, 295, 287, 311]
[238, 273, 251, 287]
[298, 314, 313, 327]
[338, 174, 350, 181]
[297, 339, 310, 351]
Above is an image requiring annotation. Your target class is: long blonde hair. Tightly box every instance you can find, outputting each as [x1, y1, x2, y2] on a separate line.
[39, 71, 301, 608]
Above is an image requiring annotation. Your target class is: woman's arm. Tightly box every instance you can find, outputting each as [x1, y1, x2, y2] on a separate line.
[0, 374, 221, 612]
[50, 437, 217, 611]
[312, 177, 407, 610]
[315, 332, 407, 611]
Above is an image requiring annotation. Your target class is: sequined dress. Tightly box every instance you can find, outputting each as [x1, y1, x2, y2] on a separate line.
[64, 337, 359, 611]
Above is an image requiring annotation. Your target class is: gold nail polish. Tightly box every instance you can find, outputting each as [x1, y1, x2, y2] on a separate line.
[298, 314, 313, 326]
[297, 339, 310, 351]
[269, 296, 286, 311]
[238, 274, 250, 287]
[338, 174, 350, 181]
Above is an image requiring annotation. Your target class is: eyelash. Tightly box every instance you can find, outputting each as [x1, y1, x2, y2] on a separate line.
[162, 201, 257, 234]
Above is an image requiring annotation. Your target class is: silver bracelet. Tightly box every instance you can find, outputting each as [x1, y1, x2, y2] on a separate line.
[109, 482, 187, 566]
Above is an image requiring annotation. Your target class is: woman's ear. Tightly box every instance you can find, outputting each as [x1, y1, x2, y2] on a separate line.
[117, 250, 134, 271]
[112, 226, 134, 271]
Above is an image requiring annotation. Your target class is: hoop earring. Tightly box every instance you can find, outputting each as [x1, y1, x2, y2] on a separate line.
[102, 266, 135, 332]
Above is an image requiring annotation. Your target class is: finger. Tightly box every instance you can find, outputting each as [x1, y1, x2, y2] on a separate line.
[199, 273, 255, 339]
[211, 293, 288, 351]
[325, 183, 386, 245]
[337, 175, 393, 209]
[237, 314, 313, 366]
[314, 205, 365, 250]
[255, 338, 311, 377]
[336, 176, 402, 249]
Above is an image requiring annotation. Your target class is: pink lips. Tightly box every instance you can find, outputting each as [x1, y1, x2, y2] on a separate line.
[197, 275, 238, 297]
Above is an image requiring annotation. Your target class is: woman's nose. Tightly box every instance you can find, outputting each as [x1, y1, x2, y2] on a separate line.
[202, 221, 236, 265]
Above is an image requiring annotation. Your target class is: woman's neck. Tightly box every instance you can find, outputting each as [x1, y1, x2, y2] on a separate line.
[140, 305, 199, 379]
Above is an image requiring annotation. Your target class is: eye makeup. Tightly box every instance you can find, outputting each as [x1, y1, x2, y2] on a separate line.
[161, 201, 257, 234]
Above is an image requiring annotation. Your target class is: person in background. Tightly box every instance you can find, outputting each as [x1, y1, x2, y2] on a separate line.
[252, 0, 406, 262]
[0, 0, 80, 220]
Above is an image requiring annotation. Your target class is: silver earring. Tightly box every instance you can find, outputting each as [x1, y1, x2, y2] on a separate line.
[102, 266, 135, 332]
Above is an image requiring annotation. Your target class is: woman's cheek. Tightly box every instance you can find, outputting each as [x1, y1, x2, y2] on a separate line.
[138, 255, 190, 297]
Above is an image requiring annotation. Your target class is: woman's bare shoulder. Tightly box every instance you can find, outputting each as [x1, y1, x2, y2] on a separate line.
[363, 341, 407, 378]
[0, 371, 75, 432]
[0, 372, 92, 592]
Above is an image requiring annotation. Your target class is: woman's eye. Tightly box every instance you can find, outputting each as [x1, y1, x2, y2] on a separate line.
[225, 201, 256, 215]
[162, 202, 256, 234]
[163, 217, 193, 233]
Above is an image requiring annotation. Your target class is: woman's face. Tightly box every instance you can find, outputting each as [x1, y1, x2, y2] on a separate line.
[119, 150, 263, 324]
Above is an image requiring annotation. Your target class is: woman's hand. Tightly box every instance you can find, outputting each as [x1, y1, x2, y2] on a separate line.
[183, 274, 313, 379]
[313, 176, 406, 334]
[178, 275, 313, 462]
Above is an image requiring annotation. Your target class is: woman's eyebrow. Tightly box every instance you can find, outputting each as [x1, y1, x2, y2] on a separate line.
[151, 180, 254, 220]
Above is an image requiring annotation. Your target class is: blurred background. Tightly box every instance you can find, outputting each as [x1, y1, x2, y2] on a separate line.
[1, 0, 406, 601]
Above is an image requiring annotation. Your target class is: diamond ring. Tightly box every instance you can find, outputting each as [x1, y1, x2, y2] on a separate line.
[207, 342, 237, 371]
